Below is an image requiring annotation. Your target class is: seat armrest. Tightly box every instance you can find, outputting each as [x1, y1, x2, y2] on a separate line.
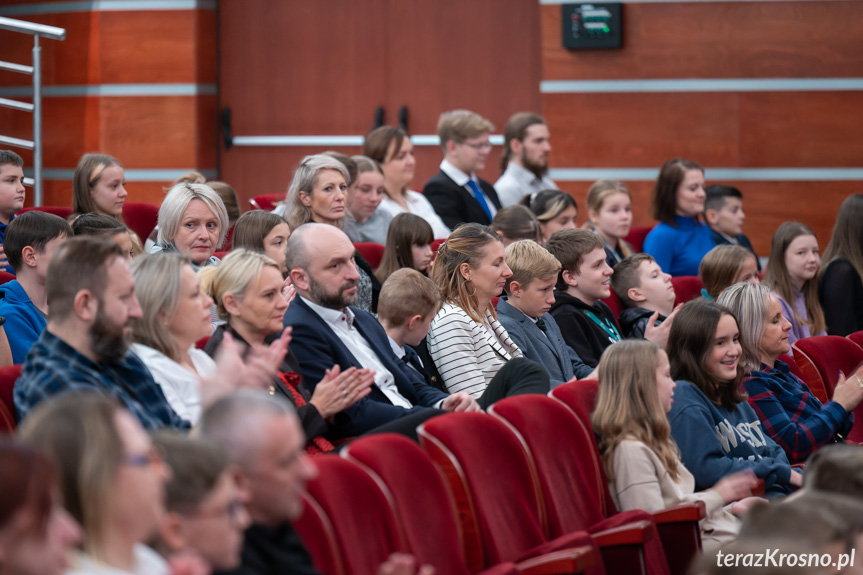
[653, 501, 706, 523]
[515, 547, 595, 575]
[590, 520, 654, 547]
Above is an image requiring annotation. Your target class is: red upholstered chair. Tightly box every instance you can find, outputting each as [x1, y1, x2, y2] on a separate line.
[848, 331, 863, 350]
[493, 395, 700, 575]
[670, 276, 703, 306]
[122, 201, 159, 241]
[353, 242, 386, 270]
[20, 205, 73, 219]
[0, 365, 22, 433]
[419, 413, 600, 575]
[0, 271, 15, 286]
[343, 433, 522, 575]
[302, 455, 406, 575]
[213, 250, 230, 260]
[793, 336, 863, 442]
[220, 224, 235, 251]
[624, 226, 652, 253]
[293, 493, 346, 575]
[248, 194, 284, 211]
[431, 238, 446, 253]
[601, 290, 623, 321]
[777, 353, 804, 382]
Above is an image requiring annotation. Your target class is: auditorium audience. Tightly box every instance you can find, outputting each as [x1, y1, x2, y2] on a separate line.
[199, 391, 434, 575]
[283, 223, 474, 438]
[585, 179, 634, 268]
[699, 244, 760, 301]
[764, 222, 826, 346]
[611, 253, 677, 340]
[152, 432, 251, 572]
[71, 212, 135, 259]
[496, 239, 594, 386]
[231, 210, 291, 273]
[819, 193, 863, 336]
[0, 439, 81, 575]
[490, 204, 542, 246]
[150, 182, 229, 269]
[19, 393, 172, 575]
[343, 155, 392, 245]
[494, 112, 556, 208]
[374, 213, 435, 283]
[363, 125, 450, 238]
[280, 154, 381, 313]
[0, 211, 71, 363]
[704, 184, 760, 271]
[14, 237, 193, 430]
[592, 340, 759, 551]
[427, 223, 550, 406]
[718, 282, 861, 463]
[523, 189, 578, 243]
[644, 158, 715, 277]
[666, 300, 799, 496]
[0, 150, 26, 273]
[205, 249, 373, 452]
[423, 110, 502, 229]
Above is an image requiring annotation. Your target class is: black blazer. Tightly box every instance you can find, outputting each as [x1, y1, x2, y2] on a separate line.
[423, 170, 502, 229]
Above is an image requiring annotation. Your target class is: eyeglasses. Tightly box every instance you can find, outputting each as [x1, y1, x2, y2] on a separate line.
[461, 141, 493, 152]
[123, 446, 165, 468]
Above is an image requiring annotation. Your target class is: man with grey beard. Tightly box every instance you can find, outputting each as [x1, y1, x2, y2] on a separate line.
[13, 236, 190, 430]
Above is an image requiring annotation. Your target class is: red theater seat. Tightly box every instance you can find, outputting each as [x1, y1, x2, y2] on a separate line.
[0, 365, 22, 433]
[248, 194, 284, 211]
[670, 276, 703, 306]
[20, 205, 73, 219]
[354, 242, 386, 269]
[122, 201, 160, 241]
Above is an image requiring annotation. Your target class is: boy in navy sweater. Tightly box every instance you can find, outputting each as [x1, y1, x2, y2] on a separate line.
[704, 184, 760, 271]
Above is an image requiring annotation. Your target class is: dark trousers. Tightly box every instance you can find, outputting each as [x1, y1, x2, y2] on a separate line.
[477, 357, 551, 410]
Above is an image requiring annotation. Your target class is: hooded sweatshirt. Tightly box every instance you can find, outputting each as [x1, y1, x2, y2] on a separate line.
[0, 280, 46, 363]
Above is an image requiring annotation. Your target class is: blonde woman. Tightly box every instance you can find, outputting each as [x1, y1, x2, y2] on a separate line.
[426, 223, 549, 408]
[592, 340, 760, 551]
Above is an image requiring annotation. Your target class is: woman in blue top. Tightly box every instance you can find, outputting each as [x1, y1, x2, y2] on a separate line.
[643, 158, 715, 277]
[718, 282, 863, 463]
[666, 300, 801, 496]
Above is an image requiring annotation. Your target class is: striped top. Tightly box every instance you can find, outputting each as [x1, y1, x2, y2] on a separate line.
[427, 303, 522, 398]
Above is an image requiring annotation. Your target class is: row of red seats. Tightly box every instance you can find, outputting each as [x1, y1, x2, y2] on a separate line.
[294, 382, 713, 575]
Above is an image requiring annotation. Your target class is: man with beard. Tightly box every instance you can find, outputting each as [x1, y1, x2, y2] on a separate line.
[14, 236, 190, 430]
[494, 112, 556, 208]
[283, 223, 478, 438]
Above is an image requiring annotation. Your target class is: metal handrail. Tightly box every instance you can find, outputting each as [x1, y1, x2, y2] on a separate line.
[0, 16, 66, 206]
[0, 16, 65, 40]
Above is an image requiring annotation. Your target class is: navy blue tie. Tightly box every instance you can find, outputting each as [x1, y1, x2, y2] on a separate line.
[466, 179, 493, 221]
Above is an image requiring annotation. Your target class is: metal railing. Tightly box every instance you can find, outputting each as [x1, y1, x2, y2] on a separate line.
[0, 16, 66, 206]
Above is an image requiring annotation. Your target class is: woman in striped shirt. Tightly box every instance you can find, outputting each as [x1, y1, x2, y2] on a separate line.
[426, 223, 549, 409]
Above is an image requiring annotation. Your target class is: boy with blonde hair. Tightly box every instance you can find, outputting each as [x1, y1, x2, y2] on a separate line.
[497, 240, 594, 386]
[424, 109, 502, 228]
[378, 268, 446, 391]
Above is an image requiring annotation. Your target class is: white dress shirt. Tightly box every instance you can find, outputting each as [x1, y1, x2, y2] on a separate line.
[440, 159, 498, 219]
[302, 297, 413, 408]
[377, 191, 451, 239]
[494, 162, 557, 208]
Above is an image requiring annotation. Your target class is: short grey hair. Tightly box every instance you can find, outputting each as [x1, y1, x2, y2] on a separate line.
[716, 282, 773, 371]
[157, 182, 229, 248]
[130, 252, 189, 362]
[197, 390, 296, 470]
[283, 155, 349, 231]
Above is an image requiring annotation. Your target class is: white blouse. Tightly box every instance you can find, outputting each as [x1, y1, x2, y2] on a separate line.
[377, 190, 450, 239]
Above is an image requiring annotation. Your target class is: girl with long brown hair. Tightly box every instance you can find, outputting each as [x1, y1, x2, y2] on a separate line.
[819, 194, 863, 335]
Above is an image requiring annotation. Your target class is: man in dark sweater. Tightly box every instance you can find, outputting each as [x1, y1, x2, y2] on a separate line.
[201, 391, 432, 575]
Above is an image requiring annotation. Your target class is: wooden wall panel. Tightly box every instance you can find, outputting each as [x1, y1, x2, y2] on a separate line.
[543, 91, 863, 168]
[542, 2, 863, 80]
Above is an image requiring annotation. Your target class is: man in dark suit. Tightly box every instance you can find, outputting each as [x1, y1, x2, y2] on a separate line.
[423, 109, 502, 230]
[282, 223, 479, 438]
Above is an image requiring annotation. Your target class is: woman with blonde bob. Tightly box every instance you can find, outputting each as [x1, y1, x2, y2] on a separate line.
[699, 244, 760, 301]
[592, 340, 759, 551]
[717, 282, 863, 463]
[426, 223, 550, 408]
[205, 249, 374, 453]
[19, 393, 172, 574]
[819, 193, 863, 335]
[151, 182, 229, 269]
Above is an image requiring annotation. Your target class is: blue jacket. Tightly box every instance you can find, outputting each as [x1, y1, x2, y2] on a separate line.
[283, 297, 448, 438]
[668, 380, 793, 496]
[643, 216, 715, 277]
[0, 280, 46, 363]
[496, 297, 592, 386]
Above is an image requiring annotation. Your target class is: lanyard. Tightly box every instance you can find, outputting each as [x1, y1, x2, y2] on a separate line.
[583, 309, 622, 344]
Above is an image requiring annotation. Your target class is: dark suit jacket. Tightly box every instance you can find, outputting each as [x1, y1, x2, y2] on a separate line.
[423, 170, 502, 229]
[710, 229, 761, 272]
[284, 298, 448, 438]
